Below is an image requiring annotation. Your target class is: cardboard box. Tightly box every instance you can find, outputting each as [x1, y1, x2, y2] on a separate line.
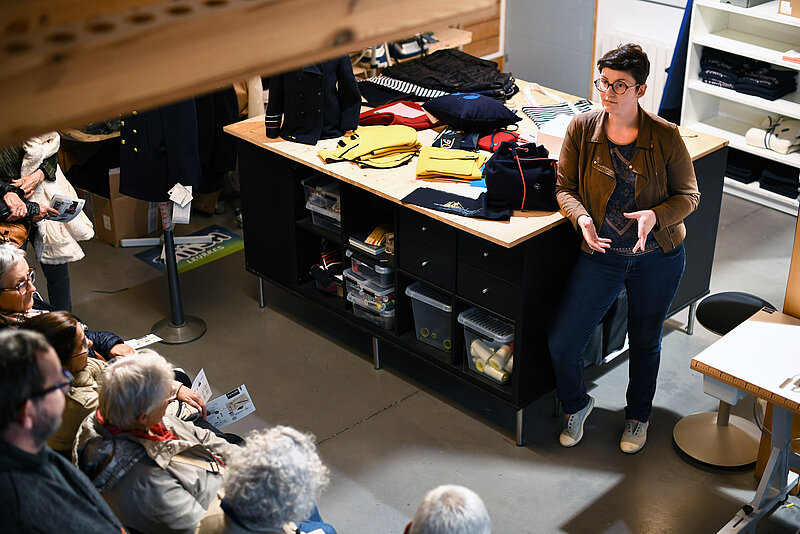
[779, 0, 800, 18]
[75, 168, 158, 247]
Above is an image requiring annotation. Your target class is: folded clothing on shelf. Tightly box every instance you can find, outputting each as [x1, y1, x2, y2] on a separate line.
[760, 166, 800, 199]
[745, 115, 800, 155]
[699, 48, 798, 101]
[725, 147, 763, 184]
[317, 125, 422, 169]
[415, 146, 488, 182]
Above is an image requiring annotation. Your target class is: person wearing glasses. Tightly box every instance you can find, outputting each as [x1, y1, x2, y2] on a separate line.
[74, 349, 237, 534]
[0, 329, 126, 533]
[24, 311, 210, 456]
[0, 243, 132, 360]
[550, 43, 699, 453]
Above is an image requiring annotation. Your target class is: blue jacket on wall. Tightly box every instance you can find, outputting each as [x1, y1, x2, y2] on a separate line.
[265, 55, 361, 145]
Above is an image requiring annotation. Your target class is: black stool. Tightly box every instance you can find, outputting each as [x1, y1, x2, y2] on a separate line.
[673, 291, 775, 467]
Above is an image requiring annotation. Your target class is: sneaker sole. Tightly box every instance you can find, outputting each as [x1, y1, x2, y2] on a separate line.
[559, 397, 595, 447]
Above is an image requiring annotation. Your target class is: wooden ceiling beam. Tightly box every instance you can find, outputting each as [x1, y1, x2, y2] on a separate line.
[0, 0, 495, 147]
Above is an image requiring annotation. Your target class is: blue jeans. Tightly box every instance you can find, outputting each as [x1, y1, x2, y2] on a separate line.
[548, 243, 685, 422]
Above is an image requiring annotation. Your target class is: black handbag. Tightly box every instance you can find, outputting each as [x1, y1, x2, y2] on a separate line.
[483, 141, 559, 212]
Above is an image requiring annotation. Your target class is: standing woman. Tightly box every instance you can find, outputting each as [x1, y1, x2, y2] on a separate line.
[549, 43, 700, 453]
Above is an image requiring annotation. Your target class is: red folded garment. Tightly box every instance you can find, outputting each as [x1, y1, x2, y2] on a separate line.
[478, 130, 520, 152]
[359, 101, 439, 130]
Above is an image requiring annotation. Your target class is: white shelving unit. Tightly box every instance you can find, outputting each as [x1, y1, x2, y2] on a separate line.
[681, 0, 800, 215]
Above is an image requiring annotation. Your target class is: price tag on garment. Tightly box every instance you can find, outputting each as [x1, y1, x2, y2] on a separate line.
[168, 184, 192, 224]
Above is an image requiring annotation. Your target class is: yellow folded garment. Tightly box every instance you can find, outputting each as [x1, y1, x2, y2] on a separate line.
[318, 125, 422, 169]
[415, 146, 488, 182]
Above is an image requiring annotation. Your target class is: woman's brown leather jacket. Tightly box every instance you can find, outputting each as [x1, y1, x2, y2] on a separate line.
[556, 107, 700, 254]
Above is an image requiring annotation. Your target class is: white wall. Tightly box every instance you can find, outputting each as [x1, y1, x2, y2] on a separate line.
[594, 0, 685, 65]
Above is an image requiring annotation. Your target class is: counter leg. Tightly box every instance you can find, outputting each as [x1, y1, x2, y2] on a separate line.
[372, 336, 381, 370]
[516, 408, 524, 446]
[258, 277, 266, 309]
[687, 300, 697, 335]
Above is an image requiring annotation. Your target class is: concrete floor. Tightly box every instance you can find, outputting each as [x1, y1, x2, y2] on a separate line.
[47, 194, 799, 533]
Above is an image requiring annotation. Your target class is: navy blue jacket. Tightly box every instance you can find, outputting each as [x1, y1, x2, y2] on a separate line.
[119, 99, 201, 202]
[265, 56, 361, 145]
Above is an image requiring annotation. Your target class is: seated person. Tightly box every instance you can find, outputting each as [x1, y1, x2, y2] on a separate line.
[405, 485, 491, 534]
[0, 329, 125, 533]
[24, 311, 207, 455]
[75, 349, 237, 534]
[198, 426, 332, 534]
[0, 243, 131, 359]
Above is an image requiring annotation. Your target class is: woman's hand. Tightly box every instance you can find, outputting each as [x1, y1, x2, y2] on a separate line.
[177, 386, 207, 418]
[4, 192, 27, 221]
[109, 343, 136, 358]
[30, 204, 58, 223]
[12, 169, 45, 198]
[578, 215, 610, 253]
[624, 209, 657, 253]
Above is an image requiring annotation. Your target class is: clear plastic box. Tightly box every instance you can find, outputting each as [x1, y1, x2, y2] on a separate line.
[343, 268, 395, 313]
[405, 282, 453, 352]
[301, 174, 341, 213]
[346, 249, 394, 288]
[347, 292, 395, 330]
[457, 308, 514, 385]
[306, 201, 341, 232]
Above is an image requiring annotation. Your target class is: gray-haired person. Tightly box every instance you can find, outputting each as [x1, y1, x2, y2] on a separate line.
[405, 485, 491, 534]
[0, 329, 125, 533]
[74, 349, 237, 534]
[197, 425, 331, 534]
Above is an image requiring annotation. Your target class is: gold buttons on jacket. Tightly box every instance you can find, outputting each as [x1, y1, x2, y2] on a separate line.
[121, 139, 125, 144]
[133, 147, 138, 152]
[120, 120, 125, 126]
[132, 129, 137, 134]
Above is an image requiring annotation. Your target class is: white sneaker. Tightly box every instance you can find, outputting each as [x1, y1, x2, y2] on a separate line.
[559, 396, 595, 447]
[620, 419, 649, 454]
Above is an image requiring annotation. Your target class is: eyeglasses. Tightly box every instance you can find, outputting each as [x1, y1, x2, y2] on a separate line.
[1, 268, 35, 295]
[72, 329, 92, 359]
[30, 369, 74, 399]
[594, 78, 641, 95]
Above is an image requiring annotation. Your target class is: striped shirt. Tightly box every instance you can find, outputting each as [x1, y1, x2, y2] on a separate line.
[521, 100, 594, 127]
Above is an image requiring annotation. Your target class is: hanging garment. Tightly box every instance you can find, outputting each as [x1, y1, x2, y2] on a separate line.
[194, 87, 239, 193]
[358, 101, 439, 130]
[317, 125, 422, 169]
[119, 99, 201, 202]
[265, 55, 361, 145]
[415, 146, 487, 182]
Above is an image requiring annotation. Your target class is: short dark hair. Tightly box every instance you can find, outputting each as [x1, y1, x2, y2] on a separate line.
[23, 311, 81, 367]
[597, 43, 650, 85]
[0, 330, 51, 434]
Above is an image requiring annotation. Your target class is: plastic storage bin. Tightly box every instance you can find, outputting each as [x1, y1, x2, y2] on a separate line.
[405, 282, 453, 352]
[306, 201, 341, 232]
[457, 308, 514, 384]
[343, 268, 395, 313]
[347, 292, 395, 330]
[302, 174, 341, 212]
[346, 249, 393, 288]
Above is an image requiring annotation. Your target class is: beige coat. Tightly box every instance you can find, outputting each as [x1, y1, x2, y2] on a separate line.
[556, 107, 700, 254]
[47, 357, 105, 453]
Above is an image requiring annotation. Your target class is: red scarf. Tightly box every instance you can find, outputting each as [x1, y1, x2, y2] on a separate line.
[97, 410, 177, 442]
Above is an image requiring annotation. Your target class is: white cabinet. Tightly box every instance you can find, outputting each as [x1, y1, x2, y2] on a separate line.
[681, 0, 800, 214]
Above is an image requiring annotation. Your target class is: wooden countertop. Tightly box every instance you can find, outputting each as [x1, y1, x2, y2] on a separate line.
[224, 83, 728, 248]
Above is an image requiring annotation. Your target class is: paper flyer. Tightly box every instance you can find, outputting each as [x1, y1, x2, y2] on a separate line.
[123, 333, 162, 350]
[49, 195, 85, 222]
[205, 384, 256, 428]
[190, 368, 213, 403]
